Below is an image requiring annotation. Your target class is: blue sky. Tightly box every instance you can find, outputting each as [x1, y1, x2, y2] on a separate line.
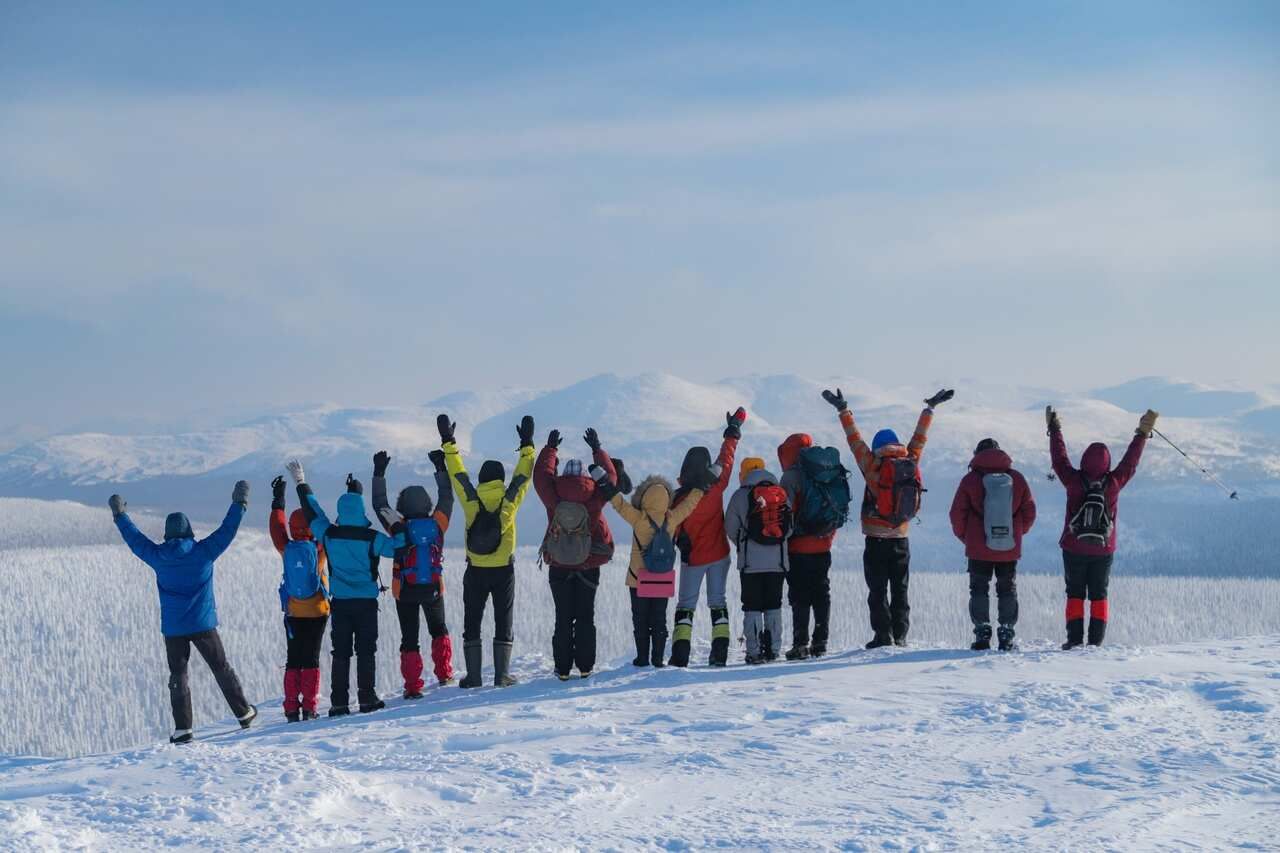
[1, 2, 1277, 445]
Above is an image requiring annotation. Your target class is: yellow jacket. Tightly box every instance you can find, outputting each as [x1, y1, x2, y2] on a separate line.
[610, 475, 704, 588]
[443, 440, 535, 567]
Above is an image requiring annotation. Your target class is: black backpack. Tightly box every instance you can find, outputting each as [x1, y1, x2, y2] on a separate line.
[467, 496, 504, 555]
[1069, 474, 1112, 544]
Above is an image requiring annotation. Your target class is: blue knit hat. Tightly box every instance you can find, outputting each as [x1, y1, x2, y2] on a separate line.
[872, 429, 900, 451]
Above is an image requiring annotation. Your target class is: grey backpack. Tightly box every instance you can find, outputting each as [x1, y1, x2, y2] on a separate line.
[542, 501, 592, 567]
[981, 473, 1016, 552]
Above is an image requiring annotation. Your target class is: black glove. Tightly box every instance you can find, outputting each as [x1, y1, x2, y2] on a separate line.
[723, 407, 747, 440]
[108, 494, 127, 518]
[436, 414, 456, 444]
[822, 388, 848, 412]
[271, 475, 286, 510]
[517, 415, 535, 448]
[232, 480, 250, 507]
[924, 389, 955, 409]
[428, 449, 446, 472]
[547, 429, 562, 450]
[611, 458, 633, 495]
[583, 427, 601, 451]
[346, 474, 363, 495]
[373, 451, 390, 478]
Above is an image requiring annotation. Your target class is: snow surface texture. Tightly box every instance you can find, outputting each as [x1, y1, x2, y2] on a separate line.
[1, 638, 1278, 849]
[2, 498, 1279, 760]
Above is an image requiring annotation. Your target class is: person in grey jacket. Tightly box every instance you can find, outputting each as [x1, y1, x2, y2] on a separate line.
[724, 458, 793, 664]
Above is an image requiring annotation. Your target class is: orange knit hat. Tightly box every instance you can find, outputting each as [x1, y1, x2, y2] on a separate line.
[739, 457, 766, 484]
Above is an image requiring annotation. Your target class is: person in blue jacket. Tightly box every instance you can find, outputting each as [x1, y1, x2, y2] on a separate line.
[109, 481, 258, 744]
[287, 460, 405, 715]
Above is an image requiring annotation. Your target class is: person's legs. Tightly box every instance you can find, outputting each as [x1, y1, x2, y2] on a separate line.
[629, 588, 650, 666]
[1062, 552, 1088, 648]
[425, 596, 454, 684]
[491, 565, 516, 686]
[283, 621, 303, 717]
[573, 569, 600, 674]
[968, 560, 995, 627]
[762, 573, 785, 661]
[995, 561, 1019, 627]
[671, 563, 708, 667]
[395, 598, 425, 697]
[548, 568, 575, 677]
[352, 600, 381, 710]
[704, 558, 733, 666]
[649, 596, 670, 667]
[788, 553, 815, 651]
[886, 539, 911, 643]
[863, 539, 892, 644]
[191, 629, 251, 719]
[164, 635, 194, 733]
[808, 552, 833, 653]
[741, 572, 766, 661]
[329, 600, 356, 709]
[293, 616, 327, 715]
[460, 565, 487, 687]
[1086, 555, 1114, 646]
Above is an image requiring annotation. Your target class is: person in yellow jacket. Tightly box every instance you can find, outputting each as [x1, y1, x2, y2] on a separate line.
[438, 413, 536, 688]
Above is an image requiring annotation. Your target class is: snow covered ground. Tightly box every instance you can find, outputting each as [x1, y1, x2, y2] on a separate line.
[2, 636, 1278, 850]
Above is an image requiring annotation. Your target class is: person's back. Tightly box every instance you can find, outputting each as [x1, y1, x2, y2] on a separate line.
[777, 432, 841, 659]
[726, 463, 792, 663]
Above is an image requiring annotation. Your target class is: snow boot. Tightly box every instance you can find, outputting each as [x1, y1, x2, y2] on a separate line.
[578, 669, 593, 680]
[299, 668, 321, 717]
[763, 609, 782, 662]
[430, 635, 454, 685]
[809, 641, 827, 658]
[1063, 619, 1085, 650]
[493, 640, 517, 688]
[785, 645, 809, 661]
[328, 705, 351, 718]
[401, 650, 426, 700]
[170, 729, 194, 745]
[557, 673, 573, 682]
[669, 609, 694, 667]
[651, 633, 668, 668]
[892, 634, 908, 647]
[971, 623, 992, 651]
[301, 709, 319, 721]
[710, 607, 731, 667]
[237, 705, 258, 730]
[359, 698, 386, 714]
[633, 628, 651, 667]
[743, 611, 765, 665]
[1087, 619, 1107, 647]
[997, 625, 1017, 652]
[286, 711, 301, 723]
[283, 669, 302, 718]
[746, 652, 766, 665]
[459, 641, 484, 689]
[865, 633, 893, 649]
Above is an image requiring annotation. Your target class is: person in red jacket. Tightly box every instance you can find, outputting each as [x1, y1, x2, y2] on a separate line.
[948, 439, 1036, 651]
[534, 428, 618, 680]
[1048, 405, 1158, 648]
[668, 408, 746, 668]
[777, 432, 838, 659]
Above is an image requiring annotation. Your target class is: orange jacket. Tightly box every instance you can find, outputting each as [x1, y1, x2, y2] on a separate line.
[269, 508, 331, 617]
[671, 436, 737, 565]
[838, 406, 933, 538]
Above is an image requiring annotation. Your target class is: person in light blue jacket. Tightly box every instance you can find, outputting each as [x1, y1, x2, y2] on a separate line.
[109, 481, 257, 744]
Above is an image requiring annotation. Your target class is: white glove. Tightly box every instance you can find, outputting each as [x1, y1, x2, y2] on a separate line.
[588, 464, 609, 483]
[285, 459, 306, 485]
[378, 506, 404, 528]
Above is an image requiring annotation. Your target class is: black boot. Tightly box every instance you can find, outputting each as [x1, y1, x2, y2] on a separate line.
[997, 625, 1017, 652]
[459, 641, 484, 688]
[493, 640, 517, 688]
[709, 607, 730, 667]
[668, 609, 693, 667]
[970, 623, 992, 651]
[633, 629, 650, 667]
[1087, 619, 1107, 647]
[651, 632, 668, 668]
[785, 645, 809, 661]
[1062, 619, 1085, 650]
[865, 633, 893, 649]
[356, 655, 382, 713]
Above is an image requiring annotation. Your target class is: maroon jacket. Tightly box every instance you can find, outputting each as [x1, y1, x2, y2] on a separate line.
[1049, 428, 1146, 556]
[534, 445, 617, 569]
[949, 449, 1037, 561]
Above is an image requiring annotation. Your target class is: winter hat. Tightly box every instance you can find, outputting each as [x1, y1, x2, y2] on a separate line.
[288, 509, 312, 541]
[974, 438, 1000, 454]
[562, 459, 585, 478]
[336, 492, 372, 528]
[739, 457, 766, 484]
[164, 512, 194, 541]
[871, 429, 900, 452]
[479, 459, 506, 484]
[396, 485, 433, 519]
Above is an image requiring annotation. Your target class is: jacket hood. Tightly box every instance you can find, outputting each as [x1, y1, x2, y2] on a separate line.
[336, 492, 371, 527]
[678, 446, 713, 486]
[396, 485, 434, 519]
[1081, 442, 1112, 479]
[163, 512, 193, 541]
[970, 449, 1013, 473]
[742, 469, 778, 488]
[554, 474, 596, 503]
[778, 433, 812, 470]
[632, 475, 675, 516]
[476, 478, 508, 508]
[288, 509, 313, 540]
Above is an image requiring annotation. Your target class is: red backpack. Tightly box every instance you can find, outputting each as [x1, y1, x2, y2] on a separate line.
[868, 453, 924, 526]
[747, 483, 793, 545]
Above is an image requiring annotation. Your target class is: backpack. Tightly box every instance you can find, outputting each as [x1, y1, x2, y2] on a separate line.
[980, 472, 1016, 552]
[467, 496, 504, 555]
[642, 516, 677, 574]
[542, 501, 592, 566]
[280, 539, 324, 609]
[795, 446, 852, 536]
[871, 456, 923, 526]
[401, 517, 444, 587]
[746, 482, 792, 546]
[1069, 474, 1113, 544]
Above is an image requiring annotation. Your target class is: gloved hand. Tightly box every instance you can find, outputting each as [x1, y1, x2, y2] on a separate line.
[1137, 409, 1160, 438]
[517, 415, 535, 448]
[588, 463, 609, 483]
[723, 407, 747, 439]
[1045, 405, 1061, 434]
[547, 429, 562, 450]
[822, 388, 848, 412]
[428, 449, 446, 472]
[436, 414, 456, 445]
[588, 465, 618, 500]
[271, 475, 286, 509]
[286, 459, 306, 485]
[611, 458, 633, 495]
[373, 451, 390, 478]
[346, 474, 363, 495]
[924, 389, 955, 409]
[378, 505, 404, 529]
[108, 494, 127, 518]
[232, 480, 250, 507]
[583, 428, 601, 451]
[708, 463, 724, 485]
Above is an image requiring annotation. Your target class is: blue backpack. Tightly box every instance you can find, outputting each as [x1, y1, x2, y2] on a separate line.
[280, 539, 324, 610]
[795, 446, 852, 536]
[402, 517, 444, 587]
[642, 516, 678, 574]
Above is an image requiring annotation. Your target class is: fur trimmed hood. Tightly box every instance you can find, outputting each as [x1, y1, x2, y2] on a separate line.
[632, 474, 675, 516]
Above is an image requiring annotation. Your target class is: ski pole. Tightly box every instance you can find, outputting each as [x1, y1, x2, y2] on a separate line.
[1151, 427, 1239, 500]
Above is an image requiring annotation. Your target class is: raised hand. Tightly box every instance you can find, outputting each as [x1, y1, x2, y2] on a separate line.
[547, 429, 562, 450]
[588, 463, 609, 483]
[723, 407, 747, 439]
[822, 388, 848, 412]
[583, 428, 601, 451]
[428, 449, 446, 472]
[436, 414, 456, 444]
[1045, 405, 1061, 434]
[924, 389, 955, 409]
[108, 494, 127, 518]
[373, 451, 391, 478]
[346, 474, 363, 495]
[232, 480, 250, 507]
[271, 475, 286, 509]
[610, 457, 633, 495]
[285, 459, 306, 485]
[517, 415, 535, 448]
[1137, 409, 1160, 438]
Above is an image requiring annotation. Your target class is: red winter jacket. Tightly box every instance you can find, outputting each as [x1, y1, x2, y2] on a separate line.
[1049, 428, 1146, 556]
[949, 449, 1037, 561]
[777, 433, 836, 555]
[671, 436, 738, 566]
[534, 445, 617, 569]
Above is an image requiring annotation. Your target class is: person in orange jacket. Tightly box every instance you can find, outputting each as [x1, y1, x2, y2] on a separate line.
[269, 475, 330, 722]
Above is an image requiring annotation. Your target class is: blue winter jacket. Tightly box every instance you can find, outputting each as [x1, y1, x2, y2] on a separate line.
[114, 503, 245, 637]
[301, 487, 403, 600]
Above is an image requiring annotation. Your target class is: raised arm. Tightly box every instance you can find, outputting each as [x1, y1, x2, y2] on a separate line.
[501, 443, 537, 529]
[584, 429, 618, 511]
[428, 449, 453, 533]
[608, 492, 644, 528]
[1046, 407, 1076, 484]
[1111, 432, 1148, 491]
[533, 434, 560, 509]
[905, 406, 935, 463]
[110, 495, 161, 566]
[268, 476, 290, 554]
[371, 451, 395, 534]
[824, 389, 876, 483]
[194, 499, 247, 562]
[666, 487, 706, 531]
[288, 460, 332, 540]
[711, 409, 746, 496]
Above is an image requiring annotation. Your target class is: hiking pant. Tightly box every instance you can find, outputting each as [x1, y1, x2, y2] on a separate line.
[285, 615, 328, 668]
[396, 593, 454, 689]
[968, 560, 1018, 627]
[395, 595, 449, 652]
[549, 567, 601, 675]
[164, 629, 251, 732]
[787, 551, 832, 648]
[864, 537, 910, 641]
[676, 557, 730, 610]
[1064, 551, 1113, 643]
[463, 564, 515, 643]
[742, 572, 785, 660]
[330, 598, 379, 709]
[630, 588, 668, 656]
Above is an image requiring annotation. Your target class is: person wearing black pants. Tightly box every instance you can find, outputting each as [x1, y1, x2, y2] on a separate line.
[1064, 553, 1113, 646]
[968, 560, 1017, 632]
[165, 629, 252, 734]
[863, 538, 910, 644]
[329, 598, 380, 711]
[787, 552, 831, 657]
[285, 616, 327, 670]
[629, 589, 669, 667]
[462, 564, 516, 645]
[548, 567, 601, 677]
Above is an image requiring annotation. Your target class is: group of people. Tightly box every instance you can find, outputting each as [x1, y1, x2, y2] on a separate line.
[108, 388, 1159, 742]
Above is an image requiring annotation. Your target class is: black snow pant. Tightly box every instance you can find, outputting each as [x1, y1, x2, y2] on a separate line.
[864, 537, 911, 641]
[742, 572, 786, 611]
[968, 560, 1018, 627]
[1064, 551, 1114, 645]
[329, 598, 379, 709]
[549, 566, 600, 675]
[285, 615, 328, 669]
[164, 629, 251, 732]
[630, 588, 669, 660]
[462, 564, 515, 643]
[787, 551, 832, 649]
[395, 595, 449, 652]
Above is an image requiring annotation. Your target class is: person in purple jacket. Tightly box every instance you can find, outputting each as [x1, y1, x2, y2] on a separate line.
[1046, 405, 1159, 649]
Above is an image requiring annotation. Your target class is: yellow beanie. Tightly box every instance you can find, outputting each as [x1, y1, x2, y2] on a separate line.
[739, 457, 766, 484]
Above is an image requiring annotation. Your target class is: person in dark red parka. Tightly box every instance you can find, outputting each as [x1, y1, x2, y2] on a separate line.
[1047, 405, 1158, 648]
[534, 427, 618, 679]
[777, 432, 838, 659]
[949, 439, 1036, 651]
